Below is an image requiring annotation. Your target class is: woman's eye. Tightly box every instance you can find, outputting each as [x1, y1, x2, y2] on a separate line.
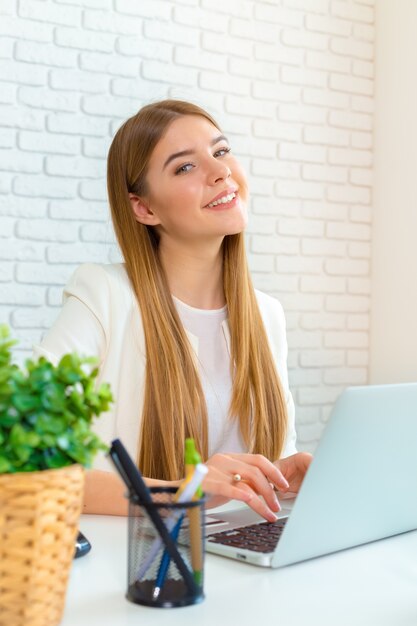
[214, 146, 231, 157]
[175, 163, 194, 175]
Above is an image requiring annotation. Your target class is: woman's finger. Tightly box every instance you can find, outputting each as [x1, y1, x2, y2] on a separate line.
[227, 452, 290, 491]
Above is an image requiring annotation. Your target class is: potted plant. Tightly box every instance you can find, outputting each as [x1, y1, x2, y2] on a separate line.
[0, 324, 112, 626]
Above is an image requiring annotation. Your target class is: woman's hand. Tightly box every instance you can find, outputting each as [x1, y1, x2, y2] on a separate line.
[202, 452, 290, 522]
[274, 452, 313, 495]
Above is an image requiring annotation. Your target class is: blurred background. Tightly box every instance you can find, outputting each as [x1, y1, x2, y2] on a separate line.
[0, 0, 415, 453]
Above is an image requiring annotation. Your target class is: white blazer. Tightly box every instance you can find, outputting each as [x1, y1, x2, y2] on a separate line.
[33, 263, 297, 472]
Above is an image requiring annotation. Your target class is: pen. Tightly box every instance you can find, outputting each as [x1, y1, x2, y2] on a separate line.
[108, 439, 199, 597]
[136, 463, 208, 580]
[152, 514, 184, 600]
[185, 438, 204, 585]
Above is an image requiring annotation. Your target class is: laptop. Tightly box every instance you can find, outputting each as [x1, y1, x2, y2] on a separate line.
[205, 383, 417, 568]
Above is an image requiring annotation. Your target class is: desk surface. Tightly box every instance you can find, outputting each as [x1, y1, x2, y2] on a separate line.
[63, 514, 417, 626]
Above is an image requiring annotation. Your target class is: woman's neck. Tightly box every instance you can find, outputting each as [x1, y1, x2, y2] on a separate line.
[159, 238, 225, 310]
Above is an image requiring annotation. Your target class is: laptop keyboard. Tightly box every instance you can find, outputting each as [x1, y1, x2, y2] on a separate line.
[207, 518, 288, 553]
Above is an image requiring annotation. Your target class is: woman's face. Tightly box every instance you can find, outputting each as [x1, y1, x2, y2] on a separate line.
[131, 115, 248, 245]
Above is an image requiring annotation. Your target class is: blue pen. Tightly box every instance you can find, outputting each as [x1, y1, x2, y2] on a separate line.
[152, 514, 184, 600]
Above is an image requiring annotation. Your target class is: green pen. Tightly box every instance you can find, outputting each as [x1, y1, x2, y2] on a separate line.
[185, 438, 204, 585]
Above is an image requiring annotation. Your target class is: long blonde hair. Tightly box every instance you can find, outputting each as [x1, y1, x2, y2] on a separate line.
[107, 99, 288, 480]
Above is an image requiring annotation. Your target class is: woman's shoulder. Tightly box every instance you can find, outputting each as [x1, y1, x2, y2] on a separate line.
[254, 288, 285, 320]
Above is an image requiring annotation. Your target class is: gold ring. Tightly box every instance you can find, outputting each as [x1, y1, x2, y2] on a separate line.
[232, 473, 242, 483]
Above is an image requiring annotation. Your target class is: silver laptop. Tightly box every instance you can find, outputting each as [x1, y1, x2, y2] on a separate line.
[205, 383, 417, 567]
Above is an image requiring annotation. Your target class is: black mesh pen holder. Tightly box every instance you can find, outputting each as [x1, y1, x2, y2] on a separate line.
[126, 487, 205, 608]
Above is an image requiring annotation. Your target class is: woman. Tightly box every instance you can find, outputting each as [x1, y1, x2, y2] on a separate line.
[34, 100, 312, 519]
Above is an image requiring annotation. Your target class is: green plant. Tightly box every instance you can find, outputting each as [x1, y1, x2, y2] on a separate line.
[0, 324, 112, 473]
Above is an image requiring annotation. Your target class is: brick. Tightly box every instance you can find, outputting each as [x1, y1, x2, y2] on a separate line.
[200, 71, 250, 97]
[13, 174, 77, 199]
[301, 275, 345, 294]
[47, 286, 64, 307]
[325, 258, 369, 276]
[289, 368, 322, 387]
[351, 132, 373, 150]
[280, 141, 326, 164]
[0, 283, 44, 305]
[173, 6, 228, 33]
[82, 94, 138, 119]
[230, 17, 279, 44]
[247, 253, 275, 273]
[279, 103, 326, 125]
[292, 405, 321, 425]
[303, 86, 349, 110]
[281, 65, 327, 88]
[303, 125, 349, 147]
[110, 76, 155, 99]
[83, 9, 142, 34]
[142, 60, 198, 87]
[325, 331, 368, 349]
[80, 51, 140, 77]
[352, 59, 374, 79]
[143, 19, 199, 46]
[0, 239, 45, 261]
[19, 0, 81, 26]
[252, 273, 298, 293]
[16, 262, 73, 285]
[0, 217, 15, 238]
[279, 292, 323, 312]
[246, 215, 277, 235]
[331, 1, 374, 24]
[78, 180, 107, 201]
[226, 95, 275, 119]
[201, 0, 253, 18]
[302, 238, 347, 257]
[278, 217, 324, 237]
[303, 201, 348, 221]
[300, 312, 345, 330]
[330, 110, 372, 131]
[115, 0, 171, 19]
[0, 0, 15, 16]
[287, 330, 321, 349]
[15, 40, 78, 67]
[229, 57, 278, 81]
[276, 180, 323, 200]
[116, 37, 172, 62]
[324, 367, 367, 385]
[330, 72, 373, 95]
[17, 218, 79, 242]
[347, 350, 369, 366]
[0, 16, 53, 42]
[0, 173, 13, 193]
[252, 196, 300, 216]
[348, 242, 371, 259]
[49, 200, 108, 221]
[55, 26, 115, 52]
[353, 23, 375, 42]
[55, 0, 111, 7]
[80, 223, 115, 243]
[303, 164, 348, 183]
[0, 148, 43, 173]
[0, 60, 47, 86]
[350, 169, 373, 188]
[19, 130, 80, 155]
[327, 184, 371, 204]
[281, 27, 328, 51]
[202, 32, 253, 59]
[300, 349, 345, 367]
[305, 13, 352, 36]
[350, 204, 372, 223]
[175, 46, 227, 72]
[329, 147, 372, 166]
[276, 255, 323, 275]
[306, 50, 350, 73]
[12, 307, 59, 329]
[50, 68, 109, 93]
[0, 261, 13, 282]
[326, 294, 370, 312]
[19, 86, 79, 112]
[326, 221, 371, 240]
[47, 113, 107, 137]
[254, 43, 303, 67]
[347, 314, 369, 330]
[252, 158, 299, 179]
[46, 243, 109, 264]
[0, 196, 47, 218]
[251, 234, 300, 255]
[351, 95, 374, 113]
[82, 137, 110, 159]
[298, 386, 342, 406]
[255, 3, 302, 26]
[0, 104, 45, 130]
[348, 277, 371, 295]
[0, 83, 16, 105]
[296, 421, 326, 443]
[331, 36, 373, 60]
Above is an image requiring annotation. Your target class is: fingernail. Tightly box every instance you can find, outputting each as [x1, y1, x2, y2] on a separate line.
[268, 512, 278, 523]
[274, 494, 281, 511]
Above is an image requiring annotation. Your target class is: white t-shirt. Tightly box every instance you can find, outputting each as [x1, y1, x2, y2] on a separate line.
[173, 297, 246, 454]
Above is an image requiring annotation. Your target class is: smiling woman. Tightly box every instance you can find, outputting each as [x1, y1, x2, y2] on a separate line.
[34, 99, 312, 519]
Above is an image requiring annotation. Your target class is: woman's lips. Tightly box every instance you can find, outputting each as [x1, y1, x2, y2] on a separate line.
[204, 191, 239, 210]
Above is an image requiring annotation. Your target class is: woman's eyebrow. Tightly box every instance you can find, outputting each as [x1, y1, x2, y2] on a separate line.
[162, 134, 228, 170]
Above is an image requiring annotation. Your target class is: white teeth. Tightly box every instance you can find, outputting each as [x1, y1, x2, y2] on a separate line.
[207, 192, 236, 208]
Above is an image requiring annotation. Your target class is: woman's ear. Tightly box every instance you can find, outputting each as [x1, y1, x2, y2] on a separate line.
[129, 194, 161, 226]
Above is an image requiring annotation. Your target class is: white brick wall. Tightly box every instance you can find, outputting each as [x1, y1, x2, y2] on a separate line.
[0, 0, 374, 454]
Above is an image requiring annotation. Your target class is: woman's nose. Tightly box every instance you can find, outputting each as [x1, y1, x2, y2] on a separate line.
[207, 159, 231, 185]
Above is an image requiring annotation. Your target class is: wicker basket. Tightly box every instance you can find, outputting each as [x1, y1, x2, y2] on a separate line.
[0, 464, 85, 626]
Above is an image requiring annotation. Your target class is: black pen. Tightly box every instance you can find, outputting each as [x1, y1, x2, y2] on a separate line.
[108, 439, 198, 596]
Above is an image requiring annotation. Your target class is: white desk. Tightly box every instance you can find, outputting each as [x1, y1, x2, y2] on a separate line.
[63, 514, 417, 626]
